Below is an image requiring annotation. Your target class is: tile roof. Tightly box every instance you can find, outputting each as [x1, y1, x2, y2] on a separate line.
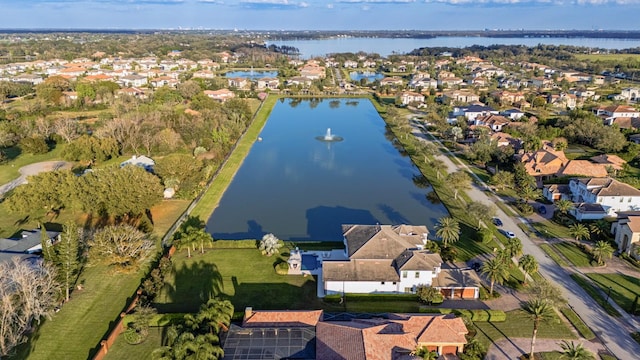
[243, 310, 323, 328]
[343, 225, 428, 259]
[558, 160, 608, 178]
[323, 259, 399, 282]
[431, 268, 482, 288]
[317, 322, 366, 360]
[625, 216, 640, 233]
[590, 154, 627, 170]
[393, 250, 442, 271]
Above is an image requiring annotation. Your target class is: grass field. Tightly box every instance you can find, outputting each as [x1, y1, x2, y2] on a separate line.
[149, 199, 191, 239]
[155, 248, 322, 313]
[574, 53, 640, 61]
[585, 273, 640, 314]
[530, 219, 573, 240]
[540, 244, 569, 267]
[0, 144, 66, 185]
[570, 274, 621, 317]
[473, 310, 576, 350]
[13, 264, 145, 360]
[103, 327, 163, 360]
[552, 242, 594, 267]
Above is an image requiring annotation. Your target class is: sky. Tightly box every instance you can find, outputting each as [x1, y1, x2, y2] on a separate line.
[0, 0, 639, 31]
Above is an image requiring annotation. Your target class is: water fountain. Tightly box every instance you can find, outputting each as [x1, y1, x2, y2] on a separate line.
[316, 127, 343, 142]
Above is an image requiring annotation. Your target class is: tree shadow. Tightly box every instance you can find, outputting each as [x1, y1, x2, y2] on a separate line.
[155, 260, 223, 313]
[229, 277, 320, 311]
[377, 204, 409, 224]
[210, 219, 265, 240]
[292, 205, 379, 241]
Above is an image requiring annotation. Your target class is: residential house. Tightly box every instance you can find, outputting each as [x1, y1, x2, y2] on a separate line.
[611, 212, 640, 258]
[530, 77, 555, 89]
[11, 73, 43, 85]
[256, 77, 280, 91]
[222, 308, 469, 359]
[492, 90, 526, 105]
[120, 155, 155, 172]
[299, 63, 325, 80]
[500, 108, 526, 120]
[437, 77, 464, 88]
[568, 178, 640, 219]
[472, 114, 510, 132]
[621, 87, 640, 102]
[490, 132, 520, 149]
[150, 76, 179, 88]
[517, 143, 569, 182]
[204, 89, 235, 102]
[590, 154, 627, 172]
[595, 105, 640, 126]
[343, 60, 358, 68]
[0, 229, 60, 264]
[607, 117, 640, 130]
[547, 93, 578, 109]
[556, 160, 609, 178]
[380, 77, 403, 87]
[399, 91, 425, 106]
[543, 184, 572, 202]
[322, 224, 481, 299]
[442, 90, 480, 104]
[119, 75, 148, 87]
[448, 104, 498, 123]
[227, 77, 248, 89]
[116, 87, 147, 99]
[192, 70, 215, 79]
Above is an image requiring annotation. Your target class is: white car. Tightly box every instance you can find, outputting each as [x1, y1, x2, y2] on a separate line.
[505, 231, 516, 239]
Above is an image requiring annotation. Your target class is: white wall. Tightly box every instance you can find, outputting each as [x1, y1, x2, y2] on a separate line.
[398, 269, 438, 291]
[325, 280, 400, 295]
[598, 196, 640, 216]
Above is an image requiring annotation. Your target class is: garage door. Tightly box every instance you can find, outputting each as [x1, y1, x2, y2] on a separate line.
[441, 346, 458, 355]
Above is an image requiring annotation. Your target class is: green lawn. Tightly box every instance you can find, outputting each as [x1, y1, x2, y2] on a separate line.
[559, 306, 596, 340]
[190, 95, 276, 220]
[563, 144, 601, 161]
[585, 273, 640, 314]
[569, 274, 621, 317]
[540, 244, 569, 267]
[530, 220, 573, 240]
[103, 327, 163, 360]
[13, 265, 145, 360]
[0, 144, 67, 185]
[155, 248, 323, 313]
[574, 53, 640, 61]
[473, 310, 576, 350]
[149, 199, 191, 239]
[552, 242, 594, 267]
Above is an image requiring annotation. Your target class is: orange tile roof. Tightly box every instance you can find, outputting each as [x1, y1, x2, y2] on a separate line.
[242, 310, 323, 328]
[590, 154, 627, 170]
[558, 160, 608, 178]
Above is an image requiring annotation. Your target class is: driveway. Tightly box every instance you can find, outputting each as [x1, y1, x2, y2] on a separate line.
[414, 129, 640, 359]
[0, 161, 73, 196]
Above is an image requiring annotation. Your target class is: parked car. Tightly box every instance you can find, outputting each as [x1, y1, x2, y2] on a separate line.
[471, 262, 482, 272]
[505, 231, 516, 239]
[492, 217, 503, 226]
[538, 206, 547, 215]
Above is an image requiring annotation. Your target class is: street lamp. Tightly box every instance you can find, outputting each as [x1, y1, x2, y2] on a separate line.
[606, 286, 612, 302]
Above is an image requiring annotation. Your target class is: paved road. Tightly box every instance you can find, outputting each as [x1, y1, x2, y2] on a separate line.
[486, 338, 605, 360]
[0, 161, 73, 196]
[414, 129, 640, 359]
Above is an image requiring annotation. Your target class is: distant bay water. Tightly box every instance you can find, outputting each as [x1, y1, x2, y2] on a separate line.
[267, 36, 640, 58]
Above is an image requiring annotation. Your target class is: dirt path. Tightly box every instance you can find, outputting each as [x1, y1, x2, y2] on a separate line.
[0, 161, 73, 196]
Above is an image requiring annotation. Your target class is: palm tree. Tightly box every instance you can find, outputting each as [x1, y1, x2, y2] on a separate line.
[519, 185, 539, 203]
[466, 201, 495, 229]
[447, 171, 472, 200]
[176, 232, 198, 258]
[519, 254, 538, 285]
[588, 220, 610, 241]
[569, 224, 590, 243]
[435, 217, 460, 247]
[559, 340, 595, 360]
[555, 199, 574, 216]
[481, 258, 509, 296]
[196, 299, 234, 334]
[505, 237, 523, 258]
[259, 233, 283, 256]
[591, 240, 614, 266]
[522, 299, 554, 359]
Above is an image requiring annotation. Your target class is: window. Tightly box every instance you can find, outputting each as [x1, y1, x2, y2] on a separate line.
[415, 272, 420, 278]
[381, 282, 385, 285]
[392, 282, 397, 285]
[402, 271, 408, 278]
[404, 287, 412, 293]
[621, 198, 624, 203]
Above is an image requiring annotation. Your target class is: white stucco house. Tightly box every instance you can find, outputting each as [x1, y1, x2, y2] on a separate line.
[568, 178, 640, 220]
[322, 224, 480, 299]
[611, 212, 640, 258]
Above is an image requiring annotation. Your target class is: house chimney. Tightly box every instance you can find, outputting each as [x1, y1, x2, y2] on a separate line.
[244, 307, 253, 320]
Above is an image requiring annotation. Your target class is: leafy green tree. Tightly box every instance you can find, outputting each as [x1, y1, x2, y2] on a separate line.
[416, 285, 443, 305]
[466, 201, 496, 229]
[259, 233, 283, 256]
[518, 254, 538, 285]
[477, 227, 493, 244]
[459, 338, 486, 360]
[591, 240, 614, 265]
[559, 340, 595, 360]
[481, 258, 509, 296]
[19, 135, 49, 154]
[447, 171, 472, 200]
[6, 170, 77, 214]
[75, 82, 96, 101]
[518, 185, 539, 203]
[490, 171, 515, 191]
[63, 135, 119, 162]
[522, 299, 555, 359]
[40, 224, 57, 262]
[435, 217, 460, 247]
[569, 224, 590, 243]
[430, 158, 446, 180]
[504, 237, 523, 258]
[527, 279, 567, 308]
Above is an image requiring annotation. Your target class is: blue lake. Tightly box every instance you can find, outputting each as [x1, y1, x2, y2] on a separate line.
[349, 71, 384, 82]
[267, 37, 640, 58]
[206, 98, 448, 241]
[225, 70, 279, 79]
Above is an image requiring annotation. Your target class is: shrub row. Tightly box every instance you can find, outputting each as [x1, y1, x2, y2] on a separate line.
[123, 313, 185, 327]
[210, 239, 258, 249]
[559, 306, 596, 340]
[323, 293, 420, 303]
[418, 308, 506, 322]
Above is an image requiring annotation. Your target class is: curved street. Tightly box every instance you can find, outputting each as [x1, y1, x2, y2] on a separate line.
[413, 127, 640, 359]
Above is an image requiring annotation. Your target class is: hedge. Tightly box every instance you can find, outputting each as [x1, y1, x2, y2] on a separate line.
[122, 313, 185, 327]
[454, 309, 506, 322]
[210, 239, 258, 249]
[323, 293, 420, 303]
[419, 308, 453, 314]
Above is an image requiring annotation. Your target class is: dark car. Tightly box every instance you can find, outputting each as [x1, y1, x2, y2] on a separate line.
[471, 262, 482, 272]
[492, 217, 503, 226]
[538, 206, 547, 215]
